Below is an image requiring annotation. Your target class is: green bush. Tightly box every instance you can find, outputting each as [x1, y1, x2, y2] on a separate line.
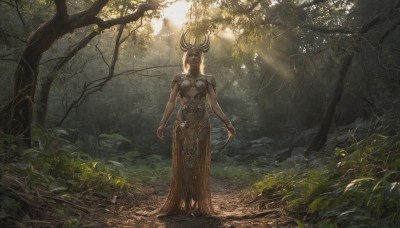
[251, 134, 400, 227]
[0, 126, 128, 226]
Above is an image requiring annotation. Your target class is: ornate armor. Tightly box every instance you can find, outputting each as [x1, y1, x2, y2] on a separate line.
[157, 73, 216, 215]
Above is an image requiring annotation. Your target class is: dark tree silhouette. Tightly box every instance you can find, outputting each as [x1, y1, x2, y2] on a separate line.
[0, 0, 158, 148]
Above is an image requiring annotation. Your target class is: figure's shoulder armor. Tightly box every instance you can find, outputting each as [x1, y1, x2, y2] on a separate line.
[205, 75, 216, 91]
[170, 73, 185, 89]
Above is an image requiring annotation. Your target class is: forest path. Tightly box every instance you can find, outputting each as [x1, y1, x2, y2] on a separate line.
[100, 179, 295, 227]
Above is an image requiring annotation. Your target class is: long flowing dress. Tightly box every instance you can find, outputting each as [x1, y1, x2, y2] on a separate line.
[158, 73, 216, 216]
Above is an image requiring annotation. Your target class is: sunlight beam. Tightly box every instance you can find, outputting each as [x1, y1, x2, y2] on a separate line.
[152, 0, 191, 34]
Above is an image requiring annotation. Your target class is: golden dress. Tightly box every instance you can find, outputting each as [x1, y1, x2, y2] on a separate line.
[158, 73, 216, 216]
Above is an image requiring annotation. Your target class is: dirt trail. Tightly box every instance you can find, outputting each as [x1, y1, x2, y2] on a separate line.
[101, 180, 295, 228]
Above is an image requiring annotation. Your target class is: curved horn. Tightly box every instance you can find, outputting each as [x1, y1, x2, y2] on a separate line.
[180, 31, 193, 52]
[197, 34, 210, 53]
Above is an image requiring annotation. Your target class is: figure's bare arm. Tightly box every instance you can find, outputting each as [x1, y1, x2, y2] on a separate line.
[207, 83, 236, 137]
[157, 84, 178, 140]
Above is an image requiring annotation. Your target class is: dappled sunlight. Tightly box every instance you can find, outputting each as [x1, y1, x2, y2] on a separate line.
[257, 48, 294, 80]
[217, 28, 236, 42]
[152, 0, 191, 34]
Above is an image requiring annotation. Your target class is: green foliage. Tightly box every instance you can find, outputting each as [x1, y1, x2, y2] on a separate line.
[0, 127, 128, 226]
[20, 135, 128, 192]
[30, 126, 128, 189]
[211, 163, 263, 185]
[126, 159, 171, 186]
[252, 168, 330, 210]
[312, 134, 400, 227]
[252, 134, 400, 227]
[99, 132, 131, 150]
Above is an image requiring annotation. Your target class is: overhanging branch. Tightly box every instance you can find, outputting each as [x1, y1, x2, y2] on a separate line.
[231, 0, 262, 14]
[300, 24, 353, 34]
[54, 0, 67, 17]
[69, 0, 108, 25]
[93, 3, 158, 29]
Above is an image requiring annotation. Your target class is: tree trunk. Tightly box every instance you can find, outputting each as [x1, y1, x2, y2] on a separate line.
[35, 74, 56, 126]
[305, 53, 354, 156]
[6, 14, 71, 147]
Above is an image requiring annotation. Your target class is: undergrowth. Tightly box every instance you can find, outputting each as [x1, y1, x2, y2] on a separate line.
[0, 126, 261, 226]
[212, 163, 264, 186]
[0, 127, 129, 227]
[252, 134, 400, 227]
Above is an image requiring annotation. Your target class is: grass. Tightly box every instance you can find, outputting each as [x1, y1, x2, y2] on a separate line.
[123, 158, 265, 187]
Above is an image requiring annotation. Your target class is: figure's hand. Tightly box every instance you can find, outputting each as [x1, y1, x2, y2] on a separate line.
[157, 125, 164, 140]
[226, 123, 236, 138]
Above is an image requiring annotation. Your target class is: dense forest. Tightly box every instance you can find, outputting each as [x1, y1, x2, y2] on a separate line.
[1, 0, 400, 227]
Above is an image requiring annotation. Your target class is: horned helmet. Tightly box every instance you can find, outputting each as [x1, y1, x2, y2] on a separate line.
[180, 31, 210, 54]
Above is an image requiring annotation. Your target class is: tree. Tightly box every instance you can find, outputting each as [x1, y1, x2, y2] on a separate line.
[0, 0, 158, 148]
[185, 0, 400, 152]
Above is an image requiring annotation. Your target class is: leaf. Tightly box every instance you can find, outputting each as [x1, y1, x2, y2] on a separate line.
[386, 182, 400, 197]
[99, 133, 131, 143]
[108, 160, 124, 168]
[335, 148, 347, 157]
[294, 219, 305, 228]
[49, 183, 68, 192]
[376, 134, 388, 139]
[344, 178, 375, 192]
[337, 209, 356, 218]
[91, 161, 99, 169]
[308, 197, 326, 213]
[53, 128, 69, 136]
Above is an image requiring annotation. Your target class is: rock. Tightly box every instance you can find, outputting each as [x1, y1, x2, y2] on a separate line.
[292, 147, 306, 155]
[285, 153, 308, 164]
[274, 148, 292, 162]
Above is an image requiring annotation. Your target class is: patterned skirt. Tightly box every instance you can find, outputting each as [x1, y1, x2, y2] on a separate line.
[158, 118, 214, 216]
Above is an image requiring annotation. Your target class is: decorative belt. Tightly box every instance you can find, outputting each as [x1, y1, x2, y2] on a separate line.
[182, 103, 206, 114]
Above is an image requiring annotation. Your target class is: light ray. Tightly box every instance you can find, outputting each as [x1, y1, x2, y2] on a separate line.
[152, 1, 191, 34]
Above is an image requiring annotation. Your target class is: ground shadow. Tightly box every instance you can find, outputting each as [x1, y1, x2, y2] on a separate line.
[157, 214, 226, 228]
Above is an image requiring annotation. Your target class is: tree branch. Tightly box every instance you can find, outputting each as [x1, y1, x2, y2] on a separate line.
[95, 45, 110, 69]
[35, 30, 101, 125]
[114, 64, 181, 77]
[96, 3, 158, 28]
[56, 25, 124, 126]
[0, 30, 27, 43]
[57, 32, 100, 70]
[54, 0, 67, 17]
[231, 0, 262, 14]
[0, 0, 13, 7]
[261, 18, 354, 34]
[300, 23, 353, 34]
[379, 17, 400, 44]
[69, 1, 157, 29]
[14, 0, 26, 27]
[69, 0, 108, 25]
[119, 18, 142, 44]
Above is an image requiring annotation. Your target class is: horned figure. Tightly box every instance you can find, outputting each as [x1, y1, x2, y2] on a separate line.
[180, 31, 210, 53]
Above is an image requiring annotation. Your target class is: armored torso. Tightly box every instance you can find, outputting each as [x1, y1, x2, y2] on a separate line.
[171, 73, 216, 121]
[170, 73, 216, 169]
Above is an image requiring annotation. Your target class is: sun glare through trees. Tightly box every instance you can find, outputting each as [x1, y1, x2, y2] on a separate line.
[152, 0, 191, 34]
